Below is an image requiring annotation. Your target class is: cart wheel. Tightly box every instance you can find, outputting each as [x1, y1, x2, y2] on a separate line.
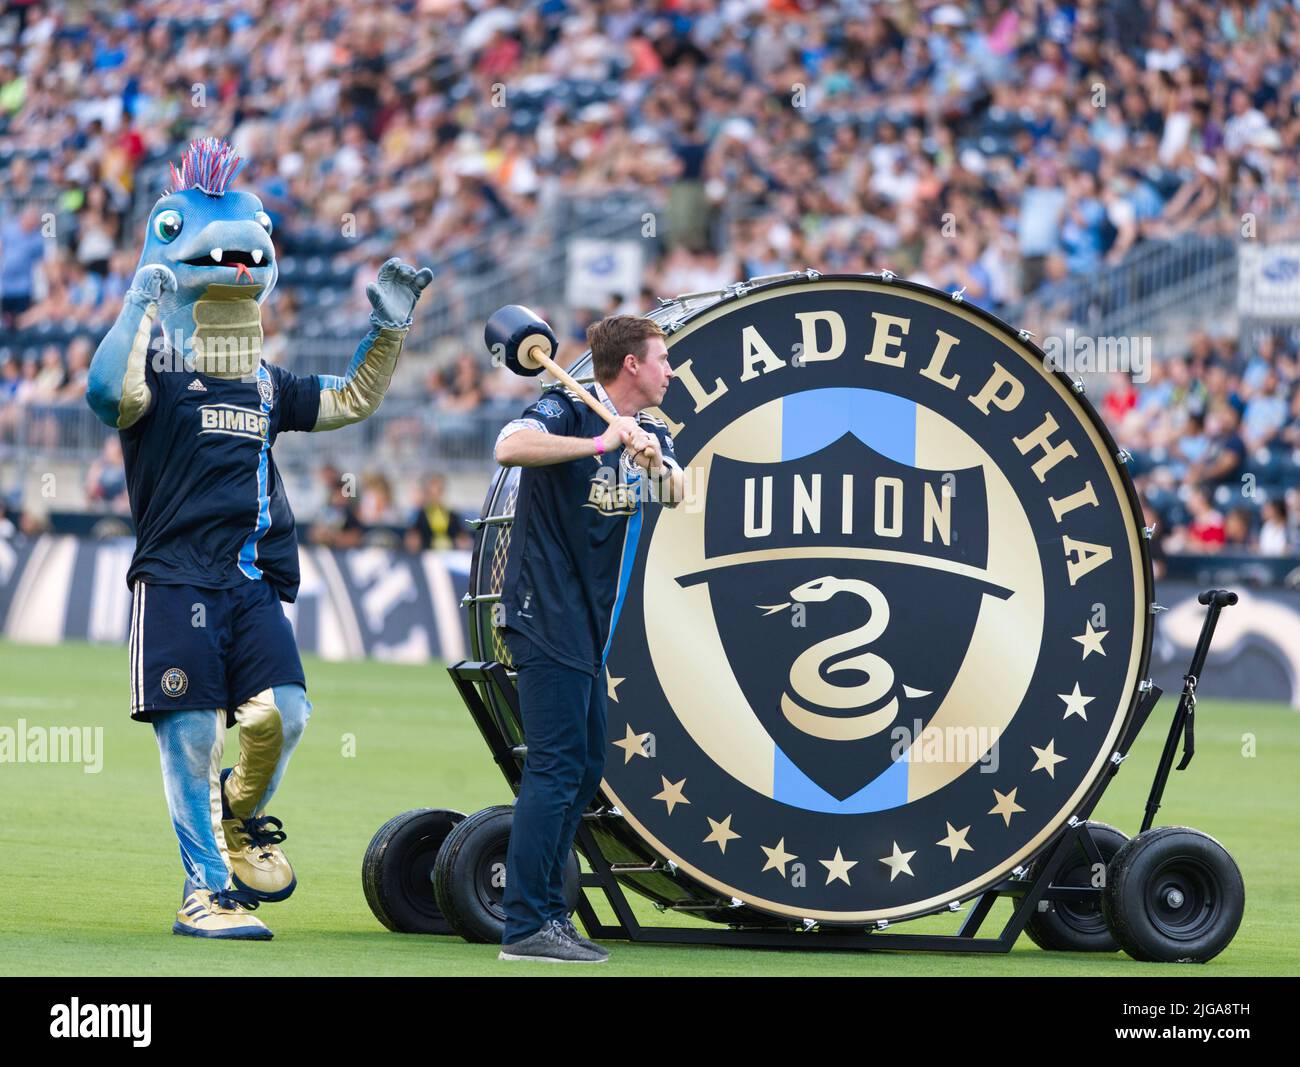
[1101, 826, 1244, 963]
[362, 808, 465, 934]
[1025, 821, 1128, 952]
[433, 805, 581, 944]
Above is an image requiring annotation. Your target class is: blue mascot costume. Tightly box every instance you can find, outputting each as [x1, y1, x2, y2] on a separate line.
[87, 138, 433, 938]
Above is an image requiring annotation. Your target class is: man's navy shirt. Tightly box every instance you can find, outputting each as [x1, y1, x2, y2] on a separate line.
[121, 359, 320, 601]
[497, 382, 680, 676]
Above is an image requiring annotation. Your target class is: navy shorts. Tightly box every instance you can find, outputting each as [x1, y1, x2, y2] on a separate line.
[128, 578, 306, 727]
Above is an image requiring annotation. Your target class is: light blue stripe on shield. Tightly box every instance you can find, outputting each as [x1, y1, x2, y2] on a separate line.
[774, 747, 909, 814]
[780, 387, 915, 464]
[771, 386, 915, 812]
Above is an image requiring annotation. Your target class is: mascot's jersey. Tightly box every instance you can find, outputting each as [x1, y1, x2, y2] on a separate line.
[495, 382, 680, 675]
[121, 359, 320, 601]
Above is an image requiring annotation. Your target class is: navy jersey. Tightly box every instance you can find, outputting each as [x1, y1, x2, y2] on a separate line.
[497, 382, 680, 676]
[121, 360, 320, 601]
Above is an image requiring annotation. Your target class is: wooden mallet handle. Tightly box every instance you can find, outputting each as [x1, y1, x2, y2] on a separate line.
[526, 343, 617, 428]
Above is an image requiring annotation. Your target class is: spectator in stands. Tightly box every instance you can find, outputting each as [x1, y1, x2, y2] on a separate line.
[358, 472, 398, 527]
[0, 354, 18, 403]
[60, 337, 91, 403]
[1258, 499, 1292, 557]
[1103, 371, 1138, 425]
[1223, 507, 1252, 551]
[1187, 403, 1246, 494]
[73, 183, 120, 278]
[84, 434, 129, 512]
[1169, 488, 1226, 555]
[1, 206, 46, 326]
[405, 473, 469, 553]
[1241, 369, 1289, 453]
[309, 480, 365, 550]
[434, 353, 486, 413]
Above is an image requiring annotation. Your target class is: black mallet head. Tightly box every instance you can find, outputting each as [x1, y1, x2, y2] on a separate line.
[485, 304, 558, 377]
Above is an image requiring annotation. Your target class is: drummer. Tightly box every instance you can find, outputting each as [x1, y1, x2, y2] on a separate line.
[492, 314, 683, 963]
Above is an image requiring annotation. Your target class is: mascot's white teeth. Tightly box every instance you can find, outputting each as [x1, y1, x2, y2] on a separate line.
[211, 247, 223, 262]
[251, 249, 263, 264]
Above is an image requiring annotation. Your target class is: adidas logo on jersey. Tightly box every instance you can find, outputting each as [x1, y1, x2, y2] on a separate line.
[188, 379, 207, 391]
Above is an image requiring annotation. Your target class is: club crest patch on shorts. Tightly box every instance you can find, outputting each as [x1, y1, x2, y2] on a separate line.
[161, 668, 189, 698]
[257, 377, 274, 406]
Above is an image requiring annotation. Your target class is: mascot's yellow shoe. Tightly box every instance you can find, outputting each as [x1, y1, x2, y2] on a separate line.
[173, 881, 273, 940]
[220, 769, 297, 903]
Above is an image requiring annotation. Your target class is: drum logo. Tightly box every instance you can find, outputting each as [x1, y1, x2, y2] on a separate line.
[599, 280, 1149, 922]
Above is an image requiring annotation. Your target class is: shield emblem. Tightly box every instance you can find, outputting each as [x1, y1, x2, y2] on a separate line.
[679, 433, 1013, 800]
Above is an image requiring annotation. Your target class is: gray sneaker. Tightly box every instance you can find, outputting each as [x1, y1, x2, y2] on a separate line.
[498, 920, 608, 964]
[559, 917, 610, 959]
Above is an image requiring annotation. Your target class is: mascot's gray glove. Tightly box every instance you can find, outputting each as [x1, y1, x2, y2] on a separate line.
[367, 257, 434, 329]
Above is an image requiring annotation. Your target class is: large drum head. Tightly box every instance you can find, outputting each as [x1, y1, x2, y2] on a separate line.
[471, 274, 1152, 924]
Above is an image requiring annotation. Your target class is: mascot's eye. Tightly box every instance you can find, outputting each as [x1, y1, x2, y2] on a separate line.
[153, 210, 183, 243]
[255, 211, 273, 234]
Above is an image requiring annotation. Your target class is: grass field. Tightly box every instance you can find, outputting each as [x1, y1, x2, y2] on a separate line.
[1, 639, 1296, 977]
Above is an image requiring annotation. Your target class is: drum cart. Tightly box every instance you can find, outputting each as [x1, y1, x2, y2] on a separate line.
[363, 274, 1246, 962]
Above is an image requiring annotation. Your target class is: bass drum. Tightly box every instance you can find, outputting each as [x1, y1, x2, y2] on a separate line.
[465, 270, 1154, 928]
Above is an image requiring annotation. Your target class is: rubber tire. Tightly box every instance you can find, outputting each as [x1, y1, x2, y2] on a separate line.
[433, 804, 581, 944]
[1101, 826, 1245, 963]
[1025, 821, 1129, 952]
[362, 808, 465, 934]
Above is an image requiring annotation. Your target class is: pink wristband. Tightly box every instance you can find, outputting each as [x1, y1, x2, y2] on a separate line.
[593, 435, 605, 456]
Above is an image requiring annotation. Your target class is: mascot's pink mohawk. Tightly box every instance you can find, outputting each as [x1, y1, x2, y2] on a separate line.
[165, 137, 245, 197]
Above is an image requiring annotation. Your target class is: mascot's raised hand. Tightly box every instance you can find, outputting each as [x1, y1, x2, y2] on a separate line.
[366, 257, 434, 329]
[130, 264, 179, 306]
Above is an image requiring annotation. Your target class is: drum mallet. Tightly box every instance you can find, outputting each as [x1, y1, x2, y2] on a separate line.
[484, 304, 621, 429]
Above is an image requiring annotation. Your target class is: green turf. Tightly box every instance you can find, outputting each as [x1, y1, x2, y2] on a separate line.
[0, 639, 1295, 976]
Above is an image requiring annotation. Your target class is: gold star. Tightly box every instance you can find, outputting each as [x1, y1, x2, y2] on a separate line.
[989, 788, 1026, 826]
[879, 841, 917, 882]
[760, 837, 797, 876]
[652, 776, 689, 815]
[936, 822, 973, 861]
[819, 847, 858, 886]
[611, 723, 650, 764]
[606, 670, 625, 701]
[1058, 682, 1094, 721]
[1030, 738, 1067, 779]
[703, 814, 740, 854]
[1073, 620, 1108, 659]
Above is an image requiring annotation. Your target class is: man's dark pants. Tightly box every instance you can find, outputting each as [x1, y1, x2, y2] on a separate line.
[500, 629, 607, 945]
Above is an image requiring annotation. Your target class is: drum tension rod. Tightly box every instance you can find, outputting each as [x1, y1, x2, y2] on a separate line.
[466, 514, 515, 529]
[670, 899, 737, 912]
[608, 860, 674, 875]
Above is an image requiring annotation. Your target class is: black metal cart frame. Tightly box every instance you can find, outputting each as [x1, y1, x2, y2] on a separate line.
[446, 589, 1236, 953]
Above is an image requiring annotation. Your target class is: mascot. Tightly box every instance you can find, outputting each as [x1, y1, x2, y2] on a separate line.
[87, 137, 433, 939]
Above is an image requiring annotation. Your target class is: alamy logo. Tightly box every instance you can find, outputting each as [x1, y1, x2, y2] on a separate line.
[0, 720, 103, 773]
[49, 999, 151, 1047]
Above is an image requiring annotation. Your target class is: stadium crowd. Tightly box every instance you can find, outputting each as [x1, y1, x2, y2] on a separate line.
[2, 0, 1300, 560]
